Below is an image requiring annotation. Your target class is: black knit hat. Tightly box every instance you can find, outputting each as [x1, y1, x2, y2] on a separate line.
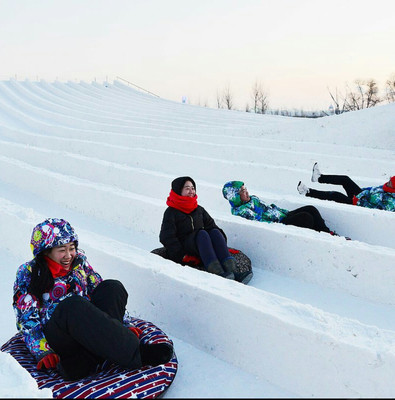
[171, 176, 196, 195]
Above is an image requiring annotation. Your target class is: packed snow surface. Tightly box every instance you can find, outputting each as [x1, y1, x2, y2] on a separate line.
[0, 79, 394, 398]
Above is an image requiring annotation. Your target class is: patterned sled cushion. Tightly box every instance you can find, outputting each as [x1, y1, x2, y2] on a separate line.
[151, 247, 253, 276]
[1, 317, 177, 399]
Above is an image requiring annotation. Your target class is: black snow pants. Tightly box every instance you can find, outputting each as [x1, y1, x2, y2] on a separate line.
[281, 205, 331, 233]
[307, 174, 362, 205]
[44, 279, 141, 380]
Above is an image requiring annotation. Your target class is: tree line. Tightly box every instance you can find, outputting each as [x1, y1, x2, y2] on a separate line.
[211, 73, 395, 116]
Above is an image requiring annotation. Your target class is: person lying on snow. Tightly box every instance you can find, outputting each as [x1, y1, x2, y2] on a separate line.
[222, 180, 341, 236]
[160, 176, 246, 282]
[13, 218, 173, 381]
[297, 163, 395, 211]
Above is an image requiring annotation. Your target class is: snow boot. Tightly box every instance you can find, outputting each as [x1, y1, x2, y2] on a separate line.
[311, 162, 321, 182]
[207, 260, 234, 280]
[297, 181, 309, 195]
[139, 342, 173, 367]
[221, 257, 239, 280]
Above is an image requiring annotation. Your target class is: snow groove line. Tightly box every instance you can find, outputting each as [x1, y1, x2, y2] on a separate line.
[218, 216, 395, 305]
[1, 81, 219, 132]
[0, 128, 387, 188]
[7, 79, 147, 126]
[59, 80, 267, 128]
[0, 154, 162, 204]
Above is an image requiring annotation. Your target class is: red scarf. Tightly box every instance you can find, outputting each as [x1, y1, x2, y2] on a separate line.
[383, 176, 395, 193]
[44, 255, 70, 278]
[166, 190, 198, 214]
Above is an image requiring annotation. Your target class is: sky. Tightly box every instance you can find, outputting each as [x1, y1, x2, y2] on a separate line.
[0, 80, 394, 397]
[1, 0, 395, 111]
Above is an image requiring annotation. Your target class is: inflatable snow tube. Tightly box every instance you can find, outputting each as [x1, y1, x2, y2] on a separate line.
[1, 317, 177, 399]
[151, 246, 253, 284]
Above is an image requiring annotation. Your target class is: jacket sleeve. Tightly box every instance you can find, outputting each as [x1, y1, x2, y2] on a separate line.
[80, 255, 103, 297]
[13, 263, 53, 360]
[232, 203, 260, 221]
[159, 208, 185, 263]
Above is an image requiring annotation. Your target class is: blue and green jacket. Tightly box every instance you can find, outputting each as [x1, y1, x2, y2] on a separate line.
[354, 185, 395, 211]
[222, 181, 288, 223]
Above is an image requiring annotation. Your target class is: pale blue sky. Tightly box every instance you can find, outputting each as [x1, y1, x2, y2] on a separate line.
[1, 0, 394, 109]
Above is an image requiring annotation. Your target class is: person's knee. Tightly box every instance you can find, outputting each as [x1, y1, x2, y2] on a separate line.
[99, 279, 125, 292]
[208, 228, 222, 240]
[303, 205, 318, 214]
[196, 229, 209, 240]
[95, 279, 127, 297]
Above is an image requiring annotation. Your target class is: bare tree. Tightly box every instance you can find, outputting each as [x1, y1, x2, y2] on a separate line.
[327, 86, 345, 114]
[251, 81, 269, 114]
[258, 89, 269, 114]
[328, 79, 381, 112]
[251, 81, 260, 113]
[216, 90, 222, 109]
[385, 74, 395, 103]
[345, 79, 380, 110]
[222, 84, 233, 110]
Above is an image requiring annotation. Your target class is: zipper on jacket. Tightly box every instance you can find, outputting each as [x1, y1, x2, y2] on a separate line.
[189, 215, 194, 230]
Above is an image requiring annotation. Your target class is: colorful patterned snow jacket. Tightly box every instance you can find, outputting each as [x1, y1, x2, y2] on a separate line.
[353, 185, 395, 211]
[13, 250, 133, 361]
[222, 181, 289, 223]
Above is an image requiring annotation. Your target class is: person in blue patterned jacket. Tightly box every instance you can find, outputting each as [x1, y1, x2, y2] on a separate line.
[13, 218, 173, 381]
[297, 163, 395, 211]
[222, 181, 337, 235]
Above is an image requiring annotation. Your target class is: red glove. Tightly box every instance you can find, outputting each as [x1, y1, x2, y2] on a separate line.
[37, 353, 60, 370]
[129, 326, 143, 338]
[228, 248, 240, 254]
[182, 255, 201, 266]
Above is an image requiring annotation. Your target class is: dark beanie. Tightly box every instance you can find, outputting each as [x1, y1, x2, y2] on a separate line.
[171, 176, 196, 195]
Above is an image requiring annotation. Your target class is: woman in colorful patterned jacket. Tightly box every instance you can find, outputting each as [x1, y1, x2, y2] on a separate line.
[13, 218, 173, 381]
[297, 163, 395, 211]
[222, 181, 337, 235]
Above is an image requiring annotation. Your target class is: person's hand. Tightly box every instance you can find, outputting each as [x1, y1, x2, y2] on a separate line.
[182, 255, 201, 266]
[37, 353, 60, 370]
[129, 326, 143, 338]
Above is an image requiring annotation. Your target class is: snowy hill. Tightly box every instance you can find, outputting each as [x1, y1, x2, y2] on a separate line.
[0, 78, 394, 398]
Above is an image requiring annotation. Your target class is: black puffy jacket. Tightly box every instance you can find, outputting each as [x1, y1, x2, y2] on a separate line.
[159, 205, 226, 263]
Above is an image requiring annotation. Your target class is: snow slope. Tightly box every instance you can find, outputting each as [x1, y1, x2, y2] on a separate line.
[0, 78, 394, 398]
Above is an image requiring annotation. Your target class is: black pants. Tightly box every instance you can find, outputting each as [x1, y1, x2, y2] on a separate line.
[282, 205, 331, 233]
[44, 279, 141, 380]
[307, 174, 362, 205]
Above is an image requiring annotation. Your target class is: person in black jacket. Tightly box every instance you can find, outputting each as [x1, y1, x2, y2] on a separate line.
[159, 176, 237, 280]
